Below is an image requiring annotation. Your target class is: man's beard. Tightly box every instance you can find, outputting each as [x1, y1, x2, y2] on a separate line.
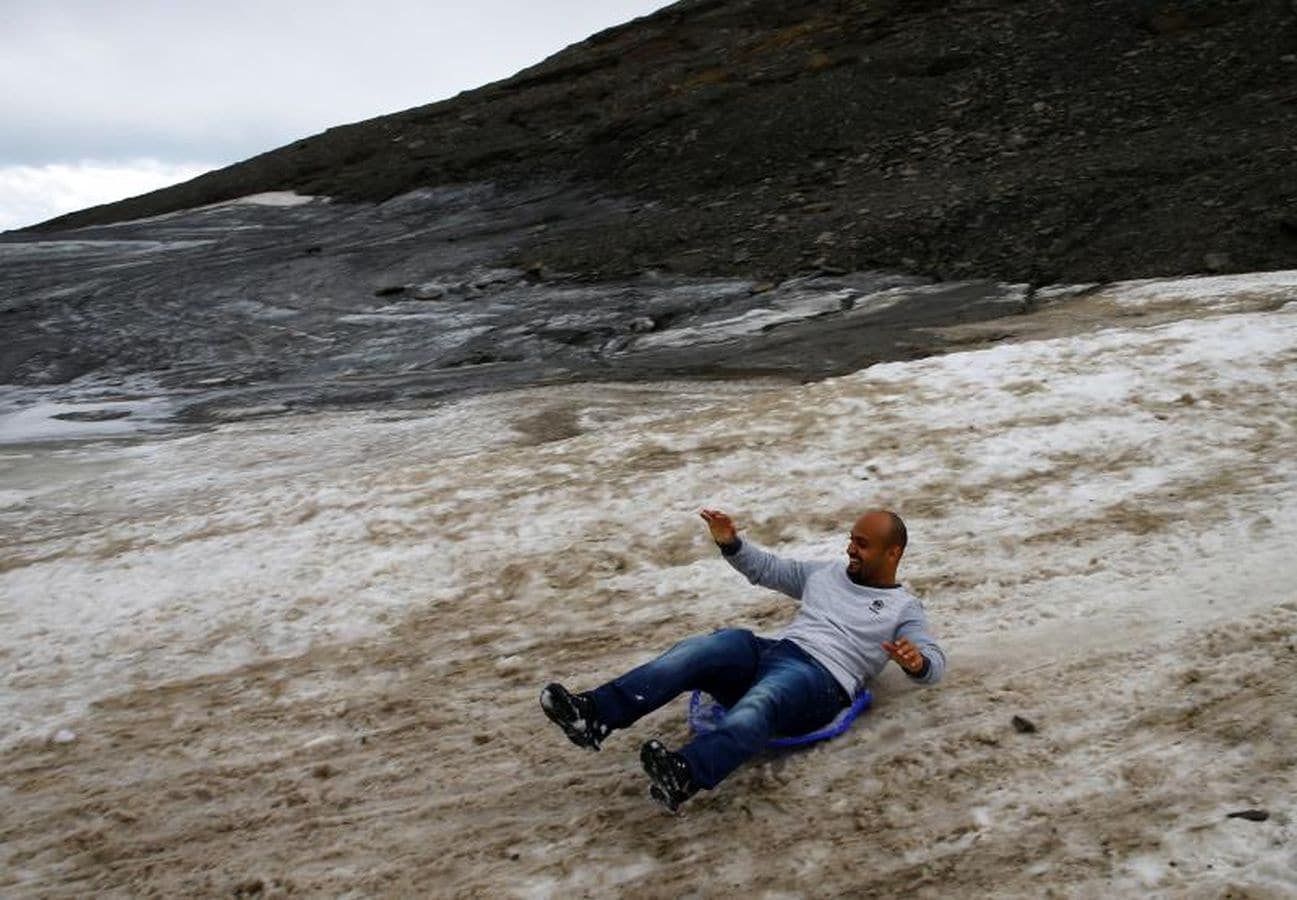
[846, 559, 867, 584]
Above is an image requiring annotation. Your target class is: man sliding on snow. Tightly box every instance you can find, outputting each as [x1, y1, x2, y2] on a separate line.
[540, 507, 946, 812]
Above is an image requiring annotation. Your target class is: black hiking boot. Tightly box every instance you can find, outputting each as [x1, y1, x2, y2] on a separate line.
[640, 739, 697, 813]
[540, 682, 610, 751]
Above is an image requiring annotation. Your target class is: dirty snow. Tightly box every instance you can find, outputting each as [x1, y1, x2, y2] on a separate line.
[0, 273, 1294, 897]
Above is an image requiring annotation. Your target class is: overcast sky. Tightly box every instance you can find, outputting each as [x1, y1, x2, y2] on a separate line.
[0, 1, 670, 231]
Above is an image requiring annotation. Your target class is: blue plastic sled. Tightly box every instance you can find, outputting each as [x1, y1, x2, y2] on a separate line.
[687, 688, 873, 749]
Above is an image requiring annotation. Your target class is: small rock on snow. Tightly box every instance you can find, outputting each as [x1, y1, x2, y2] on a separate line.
[1011, 715, 1037, 734]
[1225, 808, 1269, 822]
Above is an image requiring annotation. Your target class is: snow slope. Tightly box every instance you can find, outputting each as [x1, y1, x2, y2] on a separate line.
[1, 274, 1294, 897]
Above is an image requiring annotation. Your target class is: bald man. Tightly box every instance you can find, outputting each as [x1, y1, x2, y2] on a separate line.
[540, 508, 946, 812]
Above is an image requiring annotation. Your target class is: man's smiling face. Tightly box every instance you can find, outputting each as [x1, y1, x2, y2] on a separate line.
[844, 511, 905, 585]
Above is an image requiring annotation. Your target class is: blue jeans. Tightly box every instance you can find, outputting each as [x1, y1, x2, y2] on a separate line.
[588, 628, 849, 789]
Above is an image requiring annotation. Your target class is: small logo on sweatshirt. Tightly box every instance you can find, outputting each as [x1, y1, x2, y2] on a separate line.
[869, 598, 885, 614]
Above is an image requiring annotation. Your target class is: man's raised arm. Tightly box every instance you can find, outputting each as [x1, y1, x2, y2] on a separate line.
[700, 508, 811, 600]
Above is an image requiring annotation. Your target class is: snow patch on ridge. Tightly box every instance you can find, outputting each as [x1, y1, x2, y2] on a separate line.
[222, 191, 320, 208]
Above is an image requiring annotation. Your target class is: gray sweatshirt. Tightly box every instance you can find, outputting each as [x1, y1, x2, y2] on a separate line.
[723, 538, 946, 697]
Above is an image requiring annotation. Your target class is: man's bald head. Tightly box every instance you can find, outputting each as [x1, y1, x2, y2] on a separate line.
[845, 509, 908, 586]
[879, 509, 907, 553]
[858, 509, 907, 553]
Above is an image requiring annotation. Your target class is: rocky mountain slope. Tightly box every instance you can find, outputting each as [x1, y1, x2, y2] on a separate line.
[28, 0, 1297, 284]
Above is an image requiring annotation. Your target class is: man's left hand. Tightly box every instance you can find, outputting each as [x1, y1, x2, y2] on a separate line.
[882, 638, 926, 675]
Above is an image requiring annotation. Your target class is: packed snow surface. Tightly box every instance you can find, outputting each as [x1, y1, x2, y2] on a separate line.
[0, 273, 1294, 897]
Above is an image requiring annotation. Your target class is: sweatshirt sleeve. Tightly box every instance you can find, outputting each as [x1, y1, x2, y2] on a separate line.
[721, 538, 813, 601]
[894, 598, 946, 685]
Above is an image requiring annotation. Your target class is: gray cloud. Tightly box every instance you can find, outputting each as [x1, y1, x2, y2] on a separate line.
[1, 0, 670, 168]
[0, 160, 213, 231]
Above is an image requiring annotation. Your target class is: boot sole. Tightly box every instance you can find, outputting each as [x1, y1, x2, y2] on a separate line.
[640, 740, 690, 813]
[648, 784, 681, 814]
[540, 684, 602, 751]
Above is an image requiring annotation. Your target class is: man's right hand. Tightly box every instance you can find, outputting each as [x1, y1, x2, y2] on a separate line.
[699, 508, 739, 545]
